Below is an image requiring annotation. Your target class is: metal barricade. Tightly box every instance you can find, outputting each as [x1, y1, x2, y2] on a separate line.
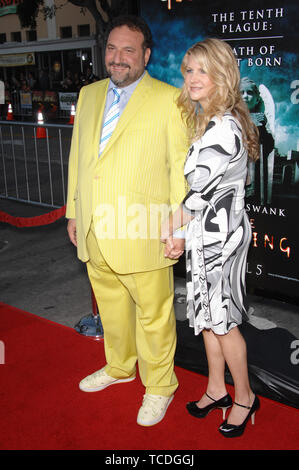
[0, 121, 73, 208]
[7, 90, 78, 120]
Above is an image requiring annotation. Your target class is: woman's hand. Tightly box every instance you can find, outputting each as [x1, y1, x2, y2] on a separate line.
[164, 236, 185, 259]
[160, 218, 172, 243]
[161, 214, 184, 258]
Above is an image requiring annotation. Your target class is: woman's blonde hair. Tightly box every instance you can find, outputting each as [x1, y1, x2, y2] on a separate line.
[177, 38, 260, 161]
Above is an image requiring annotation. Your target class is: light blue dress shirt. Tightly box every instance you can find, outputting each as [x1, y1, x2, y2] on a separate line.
[102, 72, 146, 123]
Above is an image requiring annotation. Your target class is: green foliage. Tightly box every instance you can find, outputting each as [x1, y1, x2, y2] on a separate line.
[17, 0, 44, 29]
[16, 1, 137, 33]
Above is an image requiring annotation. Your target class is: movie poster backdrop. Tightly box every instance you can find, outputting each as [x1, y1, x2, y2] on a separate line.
[140, 0, 299, 408]
[141, 0, 298, 299]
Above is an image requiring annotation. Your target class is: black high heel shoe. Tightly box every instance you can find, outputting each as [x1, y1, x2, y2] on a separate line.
[186, 392, 233, 419]
[218, 395, 260, 438]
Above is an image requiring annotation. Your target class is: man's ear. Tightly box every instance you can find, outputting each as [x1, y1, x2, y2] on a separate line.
[144, 48, 151, 67]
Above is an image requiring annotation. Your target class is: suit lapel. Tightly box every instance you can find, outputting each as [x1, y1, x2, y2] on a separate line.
[92, 79, 109, 157]
[99, 72, 153, 160]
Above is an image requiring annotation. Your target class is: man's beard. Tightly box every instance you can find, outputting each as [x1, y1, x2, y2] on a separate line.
[106, 62, 131, 87]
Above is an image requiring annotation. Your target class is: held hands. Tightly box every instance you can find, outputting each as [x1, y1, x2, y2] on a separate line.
[161, 218, 184, 260]
[164, 236, 185, 259]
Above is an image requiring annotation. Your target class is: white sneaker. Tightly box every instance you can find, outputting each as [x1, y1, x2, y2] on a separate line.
[137, 394, 174, 426]
[79, 367, 135, 392]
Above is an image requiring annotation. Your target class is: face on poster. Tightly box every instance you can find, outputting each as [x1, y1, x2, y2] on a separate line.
[141, 0, 299, 297]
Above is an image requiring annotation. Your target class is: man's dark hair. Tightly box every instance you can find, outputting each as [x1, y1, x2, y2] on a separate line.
[106, 15, 153, 50]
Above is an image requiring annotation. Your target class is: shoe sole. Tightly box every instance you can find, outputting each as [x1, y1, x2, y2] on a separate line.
[137, 395, 174, 427]
[79, 376, 136, 392]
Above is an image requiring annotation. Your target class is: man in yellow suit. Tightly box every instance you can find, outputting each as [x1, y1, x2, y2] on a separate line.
[66, 15, 188, 426]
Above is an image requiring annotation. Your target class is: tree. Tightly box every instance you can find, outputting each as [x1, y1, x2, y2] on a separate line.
[17, 0, 139, 78]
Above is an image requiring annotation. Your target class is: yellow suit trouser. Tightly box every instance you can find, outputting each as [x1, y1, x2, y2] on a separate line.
[85, 222, 178, 397]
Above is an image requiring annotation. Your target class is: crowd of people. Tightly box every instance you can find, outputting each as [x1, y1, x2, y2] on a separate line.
[60, 67, 100, 91]
[1, 67, 99, 95]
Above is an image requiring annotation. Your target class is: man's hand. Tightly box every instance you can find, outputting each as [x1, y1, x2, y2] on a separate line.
[164, 236, 185, 259]
[67, 218, 77, 247]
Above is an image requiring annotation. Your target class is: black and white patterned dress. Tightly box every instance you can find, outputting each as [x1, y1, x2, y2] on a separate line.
[183, 113, 252, 335]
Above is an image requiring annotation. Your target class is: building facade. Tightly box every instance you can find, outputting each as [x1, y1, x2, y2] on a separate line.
[0, 0, 101, 91]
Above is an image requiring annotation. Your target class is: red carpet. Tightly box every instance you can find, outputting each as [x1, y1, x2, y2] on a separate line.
[0, 302, 298, 451]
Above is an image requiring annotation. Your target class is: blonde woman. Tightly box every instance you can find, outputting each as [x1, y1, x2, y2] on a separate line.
[161, 38, 260, 438]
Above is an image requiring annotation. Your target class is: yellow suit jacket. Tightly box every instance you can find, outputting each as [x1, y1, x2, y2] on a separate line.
[66, 72, 188, 273]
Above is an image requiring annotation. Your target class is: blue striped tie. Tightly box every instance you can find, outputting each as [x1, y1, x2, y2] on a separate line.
[99, 87, 121, 155]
